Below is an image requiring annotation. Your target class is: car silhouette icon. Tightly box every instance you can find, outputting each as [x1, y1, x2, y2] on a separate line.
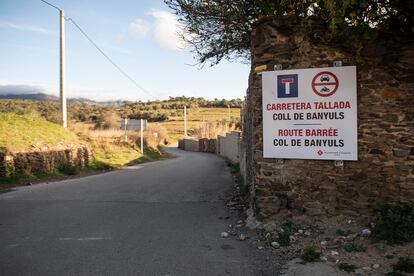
[320, 75, 330, 82]
[321, 86, 330, 93]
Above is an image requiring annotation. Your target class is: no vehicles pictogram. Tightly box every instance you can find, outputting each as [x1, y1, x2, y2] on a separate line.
[312, 71, 339, 97]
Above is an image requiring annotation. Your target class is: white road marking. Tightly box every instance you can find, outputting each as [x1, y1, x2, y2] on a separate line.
[59, 237, 112, 241]
[77, 237, 111, 241]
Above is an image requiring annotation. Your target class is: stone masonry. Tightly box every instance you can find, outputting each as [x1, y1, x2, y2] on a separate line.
[243, 18, 414, 220]
[0, 146, 93, 179]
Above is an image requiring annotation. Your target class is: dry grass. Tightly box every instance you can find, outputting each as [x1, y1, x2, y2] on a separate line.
[153, 107, 241, 142]
[146, 125, 168, 148]
[89, 129, 125, 138]
[194, 121, 238, 139]
[69, 107, 241, 145]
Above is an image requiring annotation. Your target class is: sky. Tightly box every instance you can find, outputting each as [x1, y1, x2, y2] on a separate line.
[0, 0, 250, 101]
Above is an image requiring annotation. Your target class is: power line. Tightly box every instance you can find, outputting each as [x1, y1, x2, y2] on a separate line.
[40, 0, 158, 101]
[40, 0, 60, 11]
[66, 18, 158, 100]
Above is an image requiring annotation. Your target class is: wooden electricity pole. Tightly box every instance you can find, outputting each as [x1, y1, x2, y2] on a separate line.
[184, 106, 187, 137]
[140, 119, 144, 153]
[60, 9, 67, 128]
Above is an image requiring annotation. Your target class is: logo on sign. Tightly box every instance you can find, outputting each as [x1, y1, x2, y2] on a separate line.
[277, 74, 298, 98]
[311, 71, 339, 97]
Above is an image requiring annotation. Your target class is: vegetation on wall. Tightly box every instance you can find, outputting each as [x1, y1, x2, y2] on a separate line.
[165, 0, 414, 65]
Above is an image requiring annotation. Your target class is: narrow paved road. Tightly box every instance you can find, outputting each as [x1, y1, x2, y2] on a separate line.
[0, 148, 268, 276]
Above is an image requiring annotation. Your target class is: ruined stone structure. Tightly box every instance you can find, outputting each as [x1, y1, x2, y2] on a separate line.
[0, 146, 93, 178]
[243, 19, 414, 219]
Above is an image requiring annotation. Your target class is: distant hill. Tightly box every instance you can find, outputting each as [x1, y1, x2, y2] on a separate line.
[69, 97, 124, 106]
[0, 93, 123, 106]
[0, 93, 59, 101]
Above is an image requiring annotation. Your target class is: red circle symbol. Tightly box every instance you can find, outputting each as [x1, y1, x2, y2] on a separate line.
[311, 71, 339, 97]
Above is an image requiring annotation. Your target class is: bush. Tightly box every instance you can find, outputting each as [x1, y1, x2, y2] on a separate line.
[58, 164, 79, 175]
[95, 111, 120, 130]
[385, 272, 406, 276]
[276, 221, 297, 246]
[393, 257, 414, 273]
[145, 125, 168, 148]
[336, 229, 352, 236]
[372, 204, 414, 245]
[301, 245, 321, 262]
[338, 263, 357, 273]
[277, 231, 291, 246]
[343, 242, 366, 252]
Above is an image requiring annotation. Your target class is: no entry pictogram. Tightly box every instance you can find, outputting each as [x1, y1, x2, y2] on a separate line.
[311, 71, 339, 97]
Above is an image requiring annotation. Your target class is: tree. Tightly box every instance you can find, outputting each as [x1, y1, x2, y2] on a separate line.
[165, 0, 414, 66]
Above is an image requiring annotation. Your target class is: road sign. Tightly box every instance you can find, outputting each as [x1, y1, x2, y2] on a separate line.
[121, 119, 147, 131]
[311, 71, 339, 97]
[277, 74, 298, 98]
[262, 66, 357, 160]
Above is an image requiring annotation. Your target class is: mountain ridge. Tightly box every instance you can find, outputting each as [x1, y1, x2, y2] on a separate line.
[0, 93, 123, 106]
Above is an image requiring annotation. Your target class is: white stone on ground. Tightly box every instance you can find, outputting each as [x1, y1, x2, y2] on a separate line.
[221, 232, 229, 238]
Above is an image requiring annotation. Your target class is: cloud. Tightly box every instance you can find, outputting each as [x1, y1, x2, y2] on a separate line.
[0, 82, 145, 102]
[0, 84, 47, 95]
[148, 9, 186, 51]
[129, 19, 150, 40]
[0, 21, 53, 35]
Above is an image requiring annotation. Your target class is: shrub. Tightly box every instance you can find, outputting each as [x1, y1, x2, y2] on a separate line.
[393, 257, 414, 273]
[58, 164, 79, 175]
[343, 242, 366, 252]
[338, 263, 357, 273]
[301, 245, 321, 262]
[281, 221, 297, 234]
[95, 111, 120, 130]
[336, 229, 352, 236]
[372, 204, 414, 245]
[385, 272, 406, 276]
[277, 231, 291, 246]
[145, 125, 168, 148]
[275, 221, 297, 246]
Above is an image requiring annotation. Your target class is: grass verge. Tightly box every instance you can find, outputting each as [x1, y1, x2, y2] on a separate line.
[0, 113, 81, 153]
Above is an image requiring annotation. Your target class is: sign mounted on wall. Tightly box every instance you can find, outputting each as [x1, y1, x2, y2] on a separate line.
[262, 66, 357, 160]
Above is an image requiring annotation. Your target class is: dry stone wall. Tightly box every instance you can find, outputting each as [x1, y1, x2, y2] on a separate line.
[243, 19, 414, 220]
[199, 138, 217, 153]
[177, 139, 200, 152]
[0, 146, 93, 178]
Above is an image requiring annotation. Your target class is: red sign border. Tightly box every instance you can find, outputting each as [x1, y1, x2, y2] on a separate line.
[311, 71, 339, 97]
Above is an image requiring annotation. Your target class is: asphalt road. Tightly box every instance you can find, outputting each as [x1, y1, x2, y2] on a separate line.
[0, 148, 268, 276]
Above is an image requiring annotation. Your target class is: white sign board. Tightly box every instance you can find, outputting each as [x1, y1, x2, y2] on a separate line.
[121, 119, 147, 131]
[262, 66, 357, 160]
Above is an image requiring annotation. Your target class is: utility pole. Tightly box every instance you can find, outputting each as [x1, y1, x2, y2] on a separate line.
[226, 105, 230, 133]
[124, 118, 128, 142]
[60, 9, 67, 128]
[140, 119, 144, 153]
[184, 105, 187, 137]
